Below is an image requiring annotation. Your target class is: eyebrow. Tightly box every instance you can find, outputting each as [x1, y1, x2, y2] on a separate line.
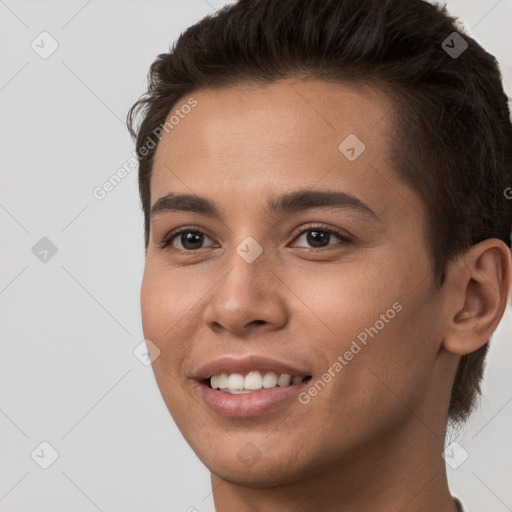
[150, 189, 380, 221]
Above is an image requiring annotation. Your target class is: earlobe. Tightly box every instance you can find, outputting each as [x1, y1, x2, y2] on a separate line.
[442, 239, 511, 356]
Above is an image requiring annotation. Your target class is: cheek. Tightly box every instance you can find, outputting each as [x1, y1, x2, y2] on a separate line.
[139, 268, 190, 415]
[140, 269, 165, 339]
[344, 296, 440, 420]
[140, 263, 190, 333]
[140, 266, 184, 366]
[288, 254, 402, 339]
[295, 254, 436, 405]
[140, 263, 207, 372]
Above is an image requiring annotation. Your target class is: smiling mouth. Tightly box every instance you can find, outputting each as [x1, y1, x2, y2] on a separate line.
[203, 373, 313, 394]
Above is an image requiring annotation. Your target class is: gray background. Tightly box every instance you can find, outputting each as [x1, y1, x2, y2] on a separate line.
[0, 1, 511, 511]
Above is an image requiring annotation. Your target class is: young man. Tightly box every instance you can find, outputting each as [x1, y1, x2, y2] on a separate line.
[127, 0, 512, 510]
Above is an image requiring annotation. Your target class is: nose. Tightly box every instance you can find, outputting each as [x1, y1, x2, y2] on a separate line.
[202, 249, 288, 334]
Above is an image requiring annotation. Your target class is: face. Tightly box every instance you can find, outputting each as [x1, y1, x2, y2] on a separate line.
[141, 79, 454, 485]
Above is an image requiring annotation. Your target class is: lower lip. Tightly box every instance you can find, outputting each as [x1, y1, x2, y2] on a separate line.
[198, 379, 312, 417]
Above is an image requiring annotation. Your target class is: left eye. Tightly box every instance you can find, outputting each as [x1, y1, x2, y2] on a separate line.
[291, 226, 352, 250]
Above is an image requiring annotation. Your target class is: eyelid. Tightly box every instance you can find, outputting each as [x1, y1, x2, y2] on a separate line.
[290, 222, 354, 244]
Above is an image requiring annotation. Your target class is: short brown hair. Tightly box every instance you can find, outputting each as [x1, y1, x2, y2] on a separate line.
[127, 0, 512, 425]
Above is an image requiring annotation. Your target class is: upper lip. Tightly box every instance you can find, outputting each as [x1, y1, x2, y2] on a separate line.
[193, 355, 312, 381]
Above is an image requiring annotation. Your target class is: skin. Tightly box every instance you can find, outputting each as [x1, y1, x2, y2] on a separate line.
[140, 78, 511, 512]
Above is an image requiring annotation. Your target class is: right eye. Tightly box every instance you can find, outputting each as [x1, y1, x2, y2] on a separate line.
[160, 227, 217, 252]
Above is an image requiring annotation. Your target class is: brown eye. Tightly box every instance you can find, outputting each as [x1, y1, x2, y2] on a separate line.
[291, 225, 353, 250]
[299, 230, 333, 248]
[161, 228, 216, 251]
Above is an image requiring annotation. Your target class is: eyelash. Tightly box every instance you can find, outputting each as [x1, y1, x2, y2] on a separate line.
[159, 223, 353, 253]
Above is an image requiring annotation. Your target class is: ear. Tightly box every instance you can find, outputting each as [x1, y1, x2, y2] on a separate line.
[442, 239, 511, 356]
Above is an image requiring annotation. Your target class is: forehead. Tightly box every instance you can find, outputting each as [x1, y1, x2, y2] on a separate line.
[150, 78, 420, 223]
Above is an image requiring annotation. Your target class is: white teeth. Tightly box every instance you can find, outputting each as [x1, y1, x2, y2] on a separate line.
[210, 373, 229, 390]
[277, 373, 291, 386]
[227, 373, 245, 390]
[262, 371, 278, 388]
[209, 371, 308, 393]
[245, 371, 263, 390]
